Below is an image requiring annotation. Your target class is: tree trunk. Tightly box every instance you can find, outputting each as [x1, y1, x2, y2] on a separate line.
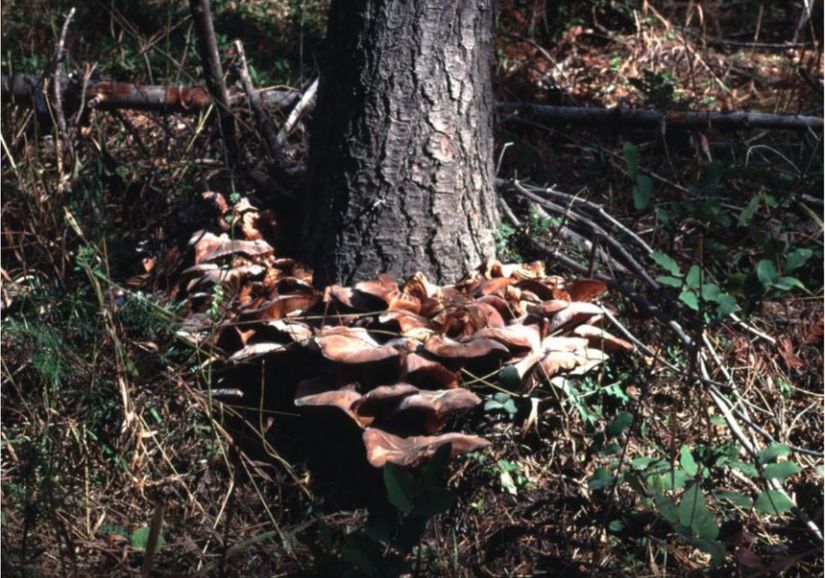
[303, 0, 499, 287]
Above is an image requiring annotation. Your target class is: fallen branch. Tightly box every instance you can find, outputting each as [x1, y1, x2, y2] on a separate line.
[1, 73, 300, 114]
[276, 77, 318, 148]
[6, 73, 821, 135]
[497, 102, 824, 132]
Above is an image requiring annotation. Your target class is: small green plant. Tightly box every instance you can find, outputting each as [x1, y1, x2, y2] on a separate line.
[313, 445, 456, 577]
[495, 221, 519, 262]
[628, 69, 684, 109]
[484, 392, 518, 419]
[623, 142, 653, 211]
[589, 438, 805, 568]
[651, 252, 737, 321]
[130, 525, 165, 552]
[495, 459, 533, 496]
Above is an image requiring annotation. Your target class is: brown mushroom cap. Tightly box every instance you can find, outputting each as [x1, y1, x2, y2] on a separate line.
[400, 353, 461, 389]
[471, 324, 542, 353]
[315, 326, 401, 364]
[229, 342, 290, 363]
[549, 302, 604, 332]
[294, 383, 367, 426]
[572, 324, 634, 353]
[362, 428, 490, 467]
[352, 384, 420, 418]
[564, 279, 608, 302]
[192, 231, 274, 264]
[424, 334, 509, 360]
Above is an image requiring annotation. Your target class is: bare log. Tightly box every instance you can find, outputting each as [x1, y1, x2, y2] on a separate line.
[1, 74, 300, 114]
[497, 102, 824, 132]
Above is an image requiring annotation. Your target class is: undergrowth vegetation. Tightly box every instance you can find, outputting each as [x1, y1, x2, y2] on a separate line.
[2, 1, 823, 576]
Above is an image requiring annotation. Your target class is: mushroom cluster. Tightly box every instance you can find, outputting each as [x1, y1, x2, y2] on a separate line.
[152, 193, 633, 467]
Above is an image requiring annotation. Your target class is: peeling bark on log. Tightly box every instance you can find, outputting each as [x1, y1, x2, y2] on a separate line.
[1, 73, 300, 114]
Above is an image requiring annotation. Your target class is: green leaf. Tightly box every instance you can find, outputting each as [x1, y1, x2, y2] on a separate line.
[650, 469, 688, 491]
[421, 442, 452, 487]
[630, 456, 655, 470]
[692, 537, 726, 567]
[654, 494, 679, 524]
[633, 174, 653, 211]
[727, 460, 758, 478]
[715, 293, 737, 318]
[656, 275, 684, 288]
[755, 490, 794, 515]
[608, 519, 625, 533]
[651, 252, 682, 276]
[738, 194, 762, 226]
[784, 248, 813, 272]
[498, 365, 521, 390]
[756, 260, 778, 287]
[678, 484, 705, 528]
[680, 446, 698, 477]
[700, 161, 725, 193]
[700, 283, 720, 301]
[341, 533, 382, 576]
[762, 462, 801, 480]
[772, 276, 806, 292]
[757, 443, 790, 464]
[384, 463, 417, 514]
[623, 141, 639, 179]
[413, 487, 456, 517]
[130, 526, 165, 552]
[678, 290, 699, 311]
[606, 411, 634, 437]
[693, 509, 719, 540]
[713, 491, 753, 508]
[589, 467, 613, 491]
[685, 265, 702, 289]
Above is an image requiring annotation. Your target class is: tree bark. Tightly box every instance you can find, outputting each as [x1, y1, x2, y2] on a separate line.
[303, 0, 499, 287]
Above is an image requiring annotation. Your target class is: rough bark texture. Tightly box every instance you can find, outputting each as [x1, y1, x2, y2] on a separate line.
[303, 0, 499, 287]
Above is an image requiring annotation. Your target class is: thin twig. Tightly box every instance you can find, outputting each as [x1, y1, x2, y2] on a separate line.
[276, 77, 318, 148]
[189, 0, 238, 168]
[527, 184, 655, 254]
[699, 357, 824, 541]
[516, 222, 697, 348]
[233, 40, 281, 160]
[52, 7, 76, 190]
[507, 180, 662, 288]
[140, 499, 166, 578]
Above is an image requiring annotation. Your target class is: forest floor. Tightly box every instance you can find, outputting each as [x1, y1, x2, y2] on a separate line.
[1, 1, 823, 577]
